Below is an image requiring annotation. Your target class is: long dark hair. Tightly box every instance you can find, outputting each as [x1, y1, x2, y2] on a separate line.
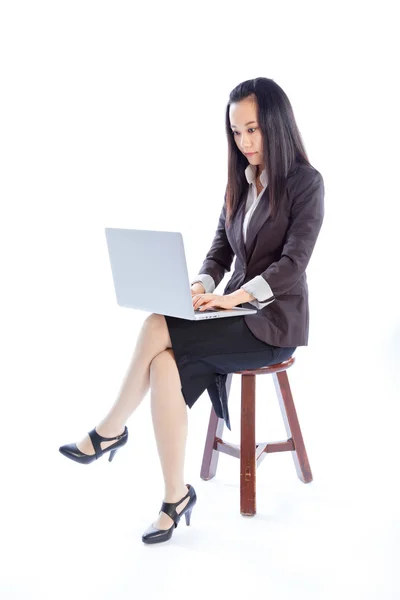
[225, 77, 311, 228]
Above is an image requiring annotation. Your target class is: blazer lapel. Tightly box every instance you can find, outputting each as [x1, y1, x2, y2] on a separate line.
[232, 200, 247, 263]
[232, 160, 300, 264]
[244, 186, 271, 259]
[232, 186, 271, 263]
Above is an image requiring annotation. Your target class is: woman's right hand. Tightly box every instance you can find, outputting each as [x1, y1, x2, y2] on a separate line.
[191, 282, 206, 296]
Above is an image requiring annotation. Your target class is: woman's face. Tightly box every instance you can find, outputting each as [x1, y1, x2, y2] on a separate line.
[229, 96, 264, 169]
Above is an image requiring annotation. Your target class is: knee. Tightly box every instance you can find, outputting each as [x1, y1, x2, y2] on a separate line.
[144, 313, 165, 328]
[144, 314, 171, 348]
[143, 313, 166, 337]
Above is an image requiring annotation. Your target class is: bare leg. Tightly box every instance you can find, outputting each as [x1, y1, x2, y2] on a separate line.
[148, 349, 190, 530]
[76, 314, 172, 455]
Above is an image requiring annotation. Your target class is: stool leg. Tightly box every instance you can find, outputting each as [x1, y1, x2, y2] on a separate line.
[200, 408, 225, 480]
[273, 371, 313, 483]
[241, 374, 256, 516]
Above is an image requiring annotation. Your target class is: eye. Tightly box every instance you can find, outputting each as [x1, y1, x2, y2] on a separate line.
[232, 128, 257, 136]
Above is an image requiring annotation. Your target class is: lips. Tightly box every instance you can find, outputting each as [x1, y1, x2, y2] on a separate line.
[245, 152, 256, 156]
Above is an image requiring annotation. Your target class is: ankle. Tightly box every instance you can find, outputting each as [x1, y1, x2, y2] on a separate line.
[164, 484, 188, 502]
[96, 420, 126, 437]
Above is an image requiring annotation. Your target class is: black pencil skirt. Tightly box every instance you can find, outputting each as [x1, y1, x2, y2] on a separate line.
[164, 314, 297, 431]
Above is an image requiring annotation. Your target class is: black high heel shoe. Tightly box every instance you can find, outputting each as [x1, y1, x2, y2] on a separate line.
[59, 426, 128, 464]
[142, 484, 197, 544]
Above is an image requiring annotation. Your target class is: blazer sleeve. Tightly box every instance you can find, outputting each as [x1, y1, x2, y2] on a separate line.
[190, 273, 216, 293]
[243, 169, 325, 299]
[191, 199, 235, 290]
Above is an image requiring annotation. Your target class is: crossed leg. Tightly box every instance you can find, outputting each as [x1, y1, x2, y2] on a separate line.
[76, 313, 172, 454]
[76, 313, 190, 529]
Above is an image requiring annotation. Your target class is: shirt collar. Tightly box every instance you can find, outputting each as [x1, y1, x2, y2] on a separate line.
[245, 163, 268, 187]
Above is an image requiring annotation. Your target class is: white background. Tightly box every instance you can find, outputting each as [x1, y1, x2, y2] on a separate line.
[1, 1, 399, 599]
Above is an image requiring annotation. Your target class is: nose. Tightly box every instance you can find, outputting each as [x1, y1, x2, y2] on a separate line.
[239, 133, 252, 150]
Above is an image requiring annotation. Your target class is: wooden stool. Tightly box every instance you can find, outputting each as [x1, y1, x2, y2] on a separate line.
[200, 356, 313, 516]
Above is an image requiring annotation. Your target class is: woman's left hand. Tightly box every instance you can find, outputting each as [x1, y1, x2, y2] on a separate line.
[192, 293, 239, 311]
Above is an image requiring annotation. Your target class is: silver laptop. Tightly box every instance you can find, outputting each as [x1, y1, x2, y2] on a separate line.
[104, 227, 257, 321]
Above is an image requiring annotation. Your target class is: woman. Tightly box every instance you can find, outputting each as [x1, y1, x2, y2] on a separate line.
[59, 77, 325, 544]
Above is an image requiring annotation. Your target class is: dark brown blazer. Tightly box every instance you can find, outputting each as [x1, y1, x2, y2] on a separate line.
[197, 160, 325, 348]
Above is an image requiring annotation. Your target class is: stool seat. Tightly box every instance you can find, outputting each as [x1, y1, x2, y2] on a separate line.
[233, 356, 295, 376]
[200, 355, 313, 516]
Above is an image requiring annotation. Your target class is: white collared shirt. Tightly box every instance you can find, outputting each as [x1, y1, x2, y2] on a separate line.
[191, 164, 275, 309]
[242, 163, 269, 243]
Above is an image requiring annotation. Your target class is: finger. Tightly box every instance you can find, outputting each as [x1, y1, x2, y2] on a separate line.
[194, 296, 207, 308]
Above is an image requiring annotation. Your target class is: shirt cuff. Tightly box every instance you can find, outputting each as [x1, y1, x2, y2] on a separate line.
[241, 275, 275, 309]
[190, 273, 216, 294]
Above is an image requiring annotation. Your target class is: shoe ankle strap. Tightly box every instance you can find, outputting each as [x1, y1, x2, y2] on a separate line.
[87, 427, 126, 459]
[160, 486, 192, 524]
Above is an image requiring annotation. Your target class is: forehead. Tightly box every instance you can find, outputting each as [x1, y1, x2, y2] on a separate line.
[229, 98, 258, 127]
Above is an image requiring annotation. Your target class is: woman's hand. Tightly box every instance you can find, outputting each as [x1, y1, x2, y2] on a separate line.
[190, 283, 206, 296]
[192, 293, 239, 311]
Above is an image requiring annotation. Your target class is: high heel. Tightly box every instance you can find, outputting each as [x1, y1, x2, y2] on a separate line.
[109, 448, 119, 462]
[59, 426, 128, 464]
[142, 484, 197, 545]
[185, 508, 193, 526]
